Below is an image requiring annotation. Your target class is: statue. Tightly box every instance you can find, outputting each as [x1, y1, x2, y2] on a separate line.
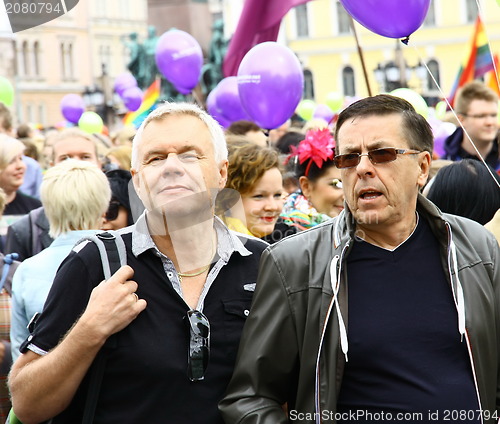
[142, 26, 160, 89]
[201, 19, 228, 96]
[123, 32, 146, 88]
[122, 26, 186, 101]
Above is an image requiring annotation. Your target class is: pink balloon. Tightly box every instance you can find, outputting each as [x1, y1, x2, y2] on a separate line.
[340, 0, 431, 39]
[114, 73, 137, 97]
[237, 42, 304, 130]
[122, 86, 143, 112]
[60, 94, 85, 124]
[155, 29, 203, 94]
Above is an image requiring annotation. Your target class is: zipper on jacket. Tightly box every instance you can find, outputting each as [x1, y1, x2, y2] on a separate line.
[445, 222, 483, 423]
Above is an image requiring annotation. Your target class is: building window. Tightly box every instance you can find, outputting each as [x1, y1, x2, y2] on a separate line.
[465, 0, 478, 23]
[33, 41, 40, 77]
[22, 41, 30, 77]
[303, 69, 314, 99]
[60, 43, 66, 78]
[296, 4, 309, 38]
[67, 43, 73, 77]
[26, 104, 34, 123]
[336, 2, 351, 34]
[38, 103, 46, 125]
[426, 59, 440, 92]
[342, 66, 355, 97]
[422, 1, 436, 27]
[61, 42, 74, 79]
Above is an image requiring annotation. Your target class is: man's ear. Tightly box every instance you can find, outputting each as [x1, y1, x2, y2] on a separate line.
[417, 151, 432, 188]
[299, 176, 311, 198]
[131, 168, 141, 195]
[218, 160, 228, 189]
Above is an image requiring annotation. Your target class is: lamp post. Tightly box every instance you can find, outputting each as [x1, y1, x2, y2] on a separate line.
[82, 64, 121, 128]
[374, 41, 427, 93]
[82, 84, 105, 121]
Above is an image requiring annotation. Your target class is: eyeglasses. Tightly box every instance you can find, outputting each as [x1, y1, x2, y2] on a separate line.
[328, 178, 343, 189]
[105, 200, 121, 221]
[461, 113, 498, 120]
[186, 309, 210, 381]
[334, 148, 422, 169]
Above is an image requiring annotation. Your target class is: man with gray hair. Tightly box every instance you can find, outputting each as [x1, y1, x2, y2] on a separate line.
[9, 102, 267, 424]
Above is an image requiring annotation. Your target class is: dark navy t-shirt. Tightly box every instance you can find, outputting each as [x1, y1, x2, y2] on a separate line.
[337, 216, 479, 423]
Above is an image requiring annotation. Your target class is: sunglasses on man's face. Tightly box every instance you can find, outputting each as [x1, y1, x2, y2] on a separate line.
[186, 309, 210, 381]
[334, 147, 422, 169]
[105, 200, 121, 221]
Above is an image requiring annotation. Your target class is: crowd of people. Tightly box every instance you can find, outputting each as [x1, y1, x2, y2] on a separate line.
[0, 80, 496, 423]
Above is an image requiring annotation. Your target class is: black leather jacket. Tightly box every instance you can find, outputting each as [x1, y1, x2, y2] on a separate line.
[220, 195, 500, 423]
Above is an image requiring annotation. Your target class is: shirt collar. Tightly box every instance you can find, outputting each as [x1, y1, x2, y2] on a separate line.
[131, 211, 252, 260]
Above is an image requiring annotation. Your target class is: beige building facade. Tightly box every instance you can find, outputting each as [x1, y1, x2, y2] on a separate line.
[5, 0, 147, 129]
[220, 0, 500, 107]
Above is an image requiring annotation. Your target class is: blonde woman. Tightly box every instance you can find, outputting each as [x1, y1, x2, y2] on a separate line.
[10, 160, 111, 362]
[0, 135, 41, 216]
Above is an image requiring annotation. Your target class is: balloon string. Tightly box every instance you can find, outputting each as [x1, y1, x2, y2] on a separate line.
[410, 44, 500, 189]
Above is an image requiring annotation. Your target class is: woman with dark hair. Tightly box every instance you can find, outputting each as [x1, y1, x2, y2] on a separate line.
[426, 158, 500, 225]
[101, 169, 134, 230]
[281, 128, 344, 230]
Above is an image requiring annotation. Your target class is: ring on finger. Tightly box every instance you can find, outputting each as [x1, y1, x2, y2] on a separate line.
[132, 293, 139, 302]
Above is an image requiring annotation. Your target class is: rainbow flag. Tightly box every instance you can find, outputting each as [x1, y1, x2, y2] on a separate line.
[448, 16, 495, 107]
[485, 53, 500, 96]
[123, 79, 161, 128]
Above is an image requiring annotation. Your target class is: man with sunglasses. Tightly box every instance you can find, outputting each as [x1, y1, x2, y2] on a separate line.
[443, 80, 500, 171]
[9, 102, 267, 424]
[220, 95, 499, 423]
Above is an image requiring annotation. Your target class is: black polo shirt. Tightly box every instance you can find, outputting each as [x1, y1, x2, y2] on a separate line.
[24, 223, 267, 424]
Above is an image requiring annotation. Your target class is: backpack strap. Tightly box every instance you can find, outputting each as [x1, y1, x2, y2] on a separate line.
[78, 230, 127, 424]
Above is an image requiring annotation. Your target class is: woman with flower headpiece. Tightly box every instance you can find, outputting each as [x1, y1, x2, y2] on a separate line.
[281, 128, 344, 231]
[217, 140, 296, 244]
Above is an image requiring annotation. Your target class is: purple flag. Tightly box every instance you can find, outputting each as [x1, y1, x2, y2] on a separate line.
[223, 0, 313, 77]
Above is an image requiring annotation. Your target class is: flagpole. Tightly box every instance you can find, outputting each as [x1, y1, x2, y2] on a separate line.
[349, 16, 372, 97]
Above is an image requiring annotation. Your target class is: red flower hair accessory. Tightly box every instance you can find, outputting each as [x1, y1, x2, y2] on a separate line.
[289, 128, 335, 176]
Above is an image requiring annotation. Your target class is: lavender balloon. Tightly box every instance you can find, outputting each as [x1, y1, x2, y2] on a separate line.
[313, 104, 335, 123]
[214, 77, 249, 123]
[206, 88, 231, 128]
[114, 73, 137, 97]
[237, 42, 304, 129]
[340, 0, 431, 39]
[155, 29, 203, 94]
[60, 94, 85, 124]
[122, 86, 143, 112]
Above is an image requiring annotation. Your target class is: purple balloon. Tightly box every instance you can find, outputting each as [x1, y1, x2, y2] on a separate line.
[122, 86, 143, 112]
[60, 94, 85, 124]
[114, 73, 137, 97]
[237, 42, 304, 129]
[214, 77, 249, 123]
[340, 0, 431, 38]
[313, 104, 335, 123]
[155, 29, 203, 94]
[206, 89, 231, 128]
